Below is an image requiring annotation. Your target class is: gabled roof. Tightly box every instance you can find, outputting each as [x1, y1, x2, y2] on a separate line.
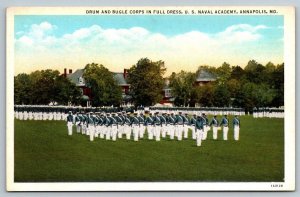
[196, 70, 216, 82]
[113, 72, 128, 86]
[67, 69, 85, 85]
[67, 69, 129, 86]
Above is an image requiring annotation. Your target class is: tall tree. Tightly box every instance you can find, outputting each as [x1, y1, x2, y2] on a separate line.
[216, 62, 232, 84]
[127, 58, 166, 106]
[169, 71, 196, 107]
[53, 75, 82, 105]
[212, 84, 231, 107]
[31, 69, 60, 104]
[230, 65, 246, 81]
[271, 63, 284, 107]
[14, 73, 32, 104]
[193, 84, 215, 107]
[244, 60, 266, 83]
[83, 63, 122, 106]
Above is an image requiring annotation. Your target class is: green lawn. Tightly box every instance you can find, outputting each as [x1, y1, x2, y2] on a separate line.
[14, 115, 284, 182]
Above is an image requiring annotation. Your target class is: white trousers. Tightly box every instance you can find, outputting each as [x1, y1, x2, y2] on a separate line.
[176, 125, 183, 141]
[139, 125, 145, 138]
[88, 125, 95, 141]
[118, 125, 124, 138]
[99, 125, 105, 138]
[125, 125, 132, 140]
[147, 125, 154, 140]
[111, 125, 118, 141]
[234, 125, 240, 140]
[223, 126, 229, 140]
[133, 125, 139, 141]
[213, 126, 218, 140]
[105, 126, 111, 140]
[23, 113, 28, 120]
[196, 129, 203, 146]
[183, 125, 189, 139]
[67, 122, 73, 135]
[82, 124, 87, 134]
[161, 125, 167, 138]
[190, 126, 196, 139]
[169, 125, 175, 139]
[202, 125, 209, 140]
[155, 125, 161, 141]
[19, 113, 24, 120]
[95, 125, 101, 137]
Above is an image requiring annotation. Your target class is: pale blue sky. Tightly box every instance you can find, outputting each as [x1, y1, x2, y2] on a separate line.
[15, 15, 283, 37]
[14, 15, 284, 75]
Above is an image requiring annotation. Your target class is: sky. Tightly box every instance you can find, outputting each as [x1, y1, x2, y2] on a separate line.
[14, 15, 284, 75]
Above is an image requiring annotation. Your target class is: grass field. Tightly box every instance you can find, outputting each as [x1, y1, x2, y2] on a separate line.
[14, 115, 284, 182]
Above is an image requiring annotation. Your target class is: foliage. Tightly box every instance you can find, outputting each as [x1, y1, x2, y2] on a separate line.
[14, 69, 81, 105]
[169, 71, 196, 107]
[127, 58, 166, 106]
[170, 60, 284, 109]
[83, 63, 122, 106]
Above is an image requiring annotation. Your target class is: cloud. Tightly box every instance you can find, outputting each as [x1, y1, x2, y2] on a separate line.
[15, 21, 282, 75]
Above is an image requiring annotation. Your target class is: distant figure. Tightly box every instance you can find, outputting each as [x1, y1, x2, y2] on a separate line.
[195, 115, 203, 147]
[210, 115, 219, 140]
[66, 111, 73, 136]
[233, 115, 240, 141]
[190, 114, 197, 140]
[220, 115, 229, 140]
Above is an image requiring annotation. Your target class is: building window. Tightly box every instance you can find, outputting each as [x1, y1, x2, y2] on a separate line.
[165, 89, 172, 97]
[78, 77, 84, 85]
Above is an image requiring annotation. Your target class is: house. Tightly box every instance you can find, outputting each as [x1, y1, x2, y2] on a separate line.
[66, 68, 130, 106]
[160, 79, 174, 105]
[66, 68, 92, 106]
[195, 70, 217, 86]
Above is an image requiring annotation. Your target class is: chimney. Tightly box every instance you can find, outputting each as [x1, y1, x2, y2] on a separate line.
[69, 69, 73, 74]
[64, 68, 67, 77]
[123, 69, 128, 79]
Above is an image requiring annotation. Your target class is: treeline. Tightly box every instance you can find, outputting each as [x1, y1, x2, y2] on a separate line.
[14, 58, 284, 112]
[170, 60, 284, 112]
[14, 70, 82, 105]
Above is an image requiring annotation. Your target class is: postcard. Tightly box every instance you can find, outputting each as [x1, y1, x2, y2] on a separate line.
[6, 6, 295, 191]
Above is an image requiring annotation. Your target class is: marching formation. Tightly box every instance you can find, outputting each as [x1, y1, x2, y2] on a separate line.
[66, 111, 241, 146]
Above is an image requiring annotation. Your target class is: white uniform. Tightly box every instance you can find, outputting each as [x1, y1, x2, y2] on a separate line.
[66, 113, 73, 136]
[221, 117, 229, 140]
[210, 117, 219, 140]
[110, 116, 118, 141]
[176, 115, 184, 141]
[196, 128, 203, 146]
[233, 117, 240, 141]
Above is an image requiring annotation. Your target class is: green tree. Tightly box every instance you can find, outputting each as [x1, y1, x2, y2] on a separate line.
[127, 58, 166, 106]
[230, 65, 246, 81]
[30, 69, 60, 104]
[83, 63, 122, 106]
[244, 60, 266, 83]
[216, 62, 232, 84]
[169, 71, 196, 107]
[14, 73, 32, 104]
[53, 76, 82, 105]
[212, 84, 231, 107]
[271, 63, 284, 107]
[193, 84, 215, 107]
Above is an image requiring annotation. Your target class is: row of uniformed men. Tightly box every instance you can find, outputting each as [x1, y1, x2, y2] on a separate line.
[148, 107, 245, 116]
[15, 110, 68, 121]
[66, 111, 241, 146]
[14, 105, 130, 121]
[253, 108, 284, 118]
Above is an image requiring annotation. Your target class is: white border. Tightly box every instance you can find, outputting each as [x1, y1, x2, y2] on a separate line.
[6, 6, 295, 191]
